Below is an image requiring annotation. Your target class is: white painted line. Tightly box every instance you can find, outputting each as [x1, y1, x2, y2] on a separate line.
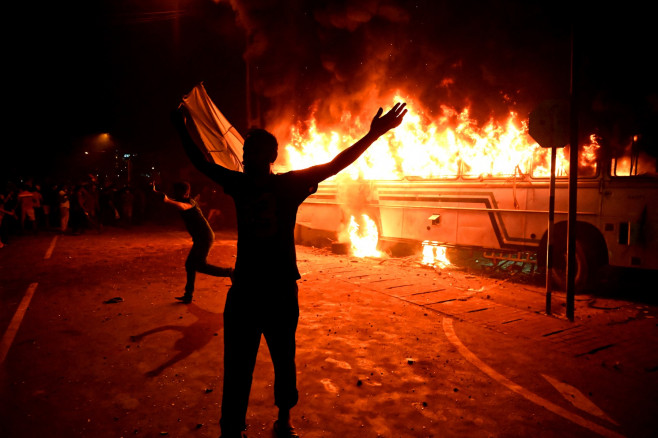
[542, 373, 619, 425]
[44, 235, 58, 260]
[442, 318, 625, 438]
[0, 282, 39, 364]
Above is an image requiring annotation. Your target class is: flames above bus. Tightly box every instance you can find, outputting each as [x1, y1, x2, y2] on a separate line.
[279, 92, 600, 260]
[278, 93, 599, 180]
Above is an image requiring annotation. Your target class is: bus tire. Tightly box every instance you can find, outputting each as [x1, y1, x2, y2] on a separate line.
[549, 223, 607, 293]
[551, 239, 590, 292]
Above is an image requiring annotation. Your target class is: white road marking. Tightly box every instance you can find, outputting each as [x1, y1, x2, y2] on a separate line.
[442, 318, 625, 438]
[44, 235, 58, 260]
[0, 282, 39, 364]
[542, 373, 619, 425]
[320, 378, 338, 393]
[325, 357, 352, 369]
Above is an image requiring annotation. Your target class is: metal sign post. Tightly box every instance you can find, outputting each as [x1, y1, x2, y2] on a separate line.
[566, 27, 580, 322]
[546, 146, 557, 314]
[529, 100, 569, 316]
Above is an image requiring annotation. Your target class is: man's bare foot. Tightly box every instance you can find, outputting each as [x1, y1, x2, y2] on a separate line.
[273, 419, 298, 438]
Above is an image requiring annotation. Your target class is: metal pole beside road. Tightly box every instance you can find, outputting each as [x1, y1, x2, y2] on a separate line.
[566, 25, 579, 321]
[546, 146, 557, 315]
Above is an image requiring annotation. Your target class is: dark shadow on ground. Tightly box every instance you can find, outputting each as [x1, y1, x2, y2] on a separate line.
[130, 303, 223, 377]
[592, 266, 658, 305]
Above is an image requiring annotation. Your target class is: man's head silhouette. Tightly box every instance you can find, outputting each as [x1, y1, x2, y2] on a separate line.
[172, 181, 191, 200]
[242, 129, 278, 176]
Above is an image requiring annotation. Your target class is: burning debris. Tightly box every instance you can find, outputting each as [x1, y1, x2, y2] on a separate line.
[421, 241, 450, 269]
[348, 214, 381, 258]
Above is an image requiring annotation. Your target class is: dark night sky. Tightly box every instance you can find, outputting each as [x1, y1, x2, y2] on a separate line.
[5, 0, 246, 181]
[3, 0, 657, 182]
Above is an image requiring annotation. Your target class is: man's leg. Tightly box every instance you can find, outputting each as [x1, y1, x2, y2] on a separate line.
[191, 238, 232, 278]
[181, 266, 196, 298]
[263, 283, 299, 434]
[197, 263, 233, 277]
[60, 208, 69, 232]
[221, 286, 262, 436]
[181, 241, 231, 302]
[177, 245, 201, 303]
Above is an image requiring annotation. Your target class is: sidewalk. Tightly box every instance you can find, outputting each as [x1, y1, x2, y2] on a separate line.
[297, 247, 658, 377]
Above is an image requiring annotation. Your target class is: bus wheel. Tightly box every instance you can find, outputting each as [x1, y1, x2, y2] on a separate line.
[551, 239, 596, 292]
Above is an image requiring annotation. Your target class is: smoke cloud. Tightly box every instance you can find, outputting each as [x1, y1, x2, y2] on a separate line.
[217, 0, 657, 159]
[219, 0, 573, 135]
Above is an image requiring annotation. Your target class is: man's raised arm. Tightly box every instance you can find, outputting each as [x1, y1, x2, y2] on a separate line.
[171, 108, 234, 185]
[305, 103, 407, 182]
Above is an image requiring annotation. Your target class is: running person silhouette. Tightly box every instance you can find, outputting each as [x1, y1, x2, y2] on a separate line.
[153, 181, 232, 303]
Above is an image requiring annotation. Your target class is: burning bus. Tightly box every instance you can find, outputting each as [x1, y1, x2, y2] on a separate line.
[180, 84, 658, 292]
[282, 96, 658, 291]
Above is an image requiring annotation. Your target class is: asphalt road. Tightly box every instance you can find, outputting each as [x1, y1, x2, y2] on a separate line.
[1, 225, 657, 437]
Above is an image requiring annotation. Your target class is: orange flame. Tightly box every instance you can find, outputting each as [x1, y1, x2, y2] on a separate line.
[348, 214, 381, 258]
[422, 241, 450, 268]
[279, 94, 596, 179]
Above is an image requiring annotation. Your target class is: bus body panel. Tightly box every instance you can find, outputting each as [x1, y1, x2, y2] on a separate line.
[298, 175, 658, 273]
[598, 178, 658, 268]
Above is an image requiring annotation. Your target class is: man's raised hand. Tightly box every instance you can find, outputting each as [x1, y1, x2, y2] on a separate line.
[369, 102, 407, 138]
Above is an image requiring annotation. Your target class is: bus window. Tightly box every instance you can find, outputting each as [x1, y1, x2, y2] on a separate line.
[531, 147, 568, 178]
[611, 138, 658, 177]
[578, 137, 600, 177]
[461, 150, 534, 179]
[530, 139, 599, 178]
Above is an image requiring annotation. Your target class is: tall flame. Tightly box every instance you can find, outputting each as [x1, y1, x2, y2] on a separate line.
[280, 94, 598, 179]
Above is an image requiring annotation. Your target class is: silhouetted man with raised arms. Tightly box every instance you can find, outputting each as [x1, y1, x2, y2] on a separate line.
[175, 102, 406, 438]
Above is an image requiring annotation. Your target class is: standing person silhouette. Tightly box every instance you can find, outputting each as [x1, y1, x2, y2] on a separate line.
[175, 102, 406, 438]
[153, 181, 233, 303]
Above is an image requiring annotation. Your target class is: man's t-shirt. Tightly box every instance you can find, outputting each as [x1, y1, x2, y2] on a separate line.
[179, 199, 214, 243]
[211, 168, 322, 285]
